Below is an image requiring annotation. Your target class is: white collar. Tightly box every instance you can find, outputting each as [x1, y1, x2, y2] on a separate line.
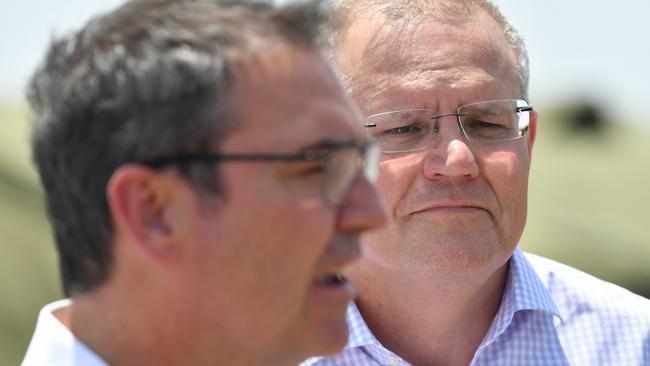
[22, 299, 107, 366]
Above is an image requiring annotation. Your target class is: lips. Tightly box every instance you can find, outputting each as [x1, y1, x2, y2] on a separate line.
[412, 202, 489, 215]
[396, 181, 495, 219]
[310, 270, 356, 306]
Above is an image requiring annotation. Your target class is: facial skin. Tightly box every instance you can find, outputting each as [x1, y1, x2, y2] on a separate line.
[84, 45, 388, 366]
[159, 47, 387, 365]
[336, 12, 537, 284]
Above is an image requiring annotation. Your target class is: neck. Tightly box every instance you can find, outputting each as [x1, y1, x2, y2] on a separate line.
[65, 280, 296, 366]
[349, 260, 509, 366]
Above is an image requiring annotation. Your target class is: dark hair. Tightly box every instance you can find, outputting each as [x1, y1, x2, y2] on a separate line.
[28, 0, 329, 295]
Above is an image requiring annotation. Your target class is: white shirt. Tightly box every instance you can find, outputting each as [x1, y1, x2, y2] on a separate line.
[22, 299, 108, 366]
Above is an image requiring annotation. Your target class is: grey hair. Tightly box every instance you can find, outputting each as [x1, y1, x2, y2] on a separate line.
[323, 0, 530, 100]
[28, 0, 329, 295]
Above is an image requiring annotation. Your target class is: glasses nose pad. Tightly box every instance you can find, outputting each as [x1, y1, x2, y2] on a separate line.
[431, 118, 440, 135]
[429, 113, 470, 142]
[425, 117, 442, 147]
[363, 143, 380, 183]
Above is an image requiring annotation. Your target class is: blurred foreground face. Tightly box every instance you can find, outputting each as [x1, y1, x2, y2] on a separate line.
[23, 1, 390, 364]
[336, 11, 534, 283]
[173, 47, 386, 361]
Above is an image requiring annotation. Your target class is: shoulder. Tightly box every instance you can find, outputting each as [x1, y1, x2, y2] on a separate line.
[522, 252, 650, 364]
[523, 251, 650, 324]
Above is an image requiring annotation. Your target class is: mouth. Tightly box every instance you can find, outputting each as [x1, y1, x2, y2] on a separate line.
[310, 251, 357, 304]
[310, 270, 356, 304]
[412, 203, 489, 216]
[310, 233, 361, 302]
[315, 273, 347, 288]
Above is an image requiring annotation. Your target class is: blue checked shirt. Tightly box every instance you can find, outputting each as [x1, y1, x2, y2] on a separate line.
[301, 246, 650, 365]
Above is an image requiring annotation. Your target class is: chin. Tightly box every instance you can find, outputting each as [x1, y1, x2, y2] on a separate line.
[302, 318, 350, 358]
[399, 236, 502, 276]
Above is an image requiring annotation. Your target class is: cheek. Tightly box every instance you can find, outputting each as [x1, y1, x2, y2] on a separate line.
[377, 154, 422, 212]
[191, 199, 337, 337]
[222, 168, 336, 267]
[236, 198, 335, 276]
[238, 200, 337, 329]
[481, 149, 530, 227]
[267, 200, 335, 267]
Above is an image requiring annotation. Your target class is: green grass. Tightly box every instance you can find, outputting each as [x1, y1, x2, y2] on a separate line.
[0, 103, 648, 365]
[523, 110, 650, 295]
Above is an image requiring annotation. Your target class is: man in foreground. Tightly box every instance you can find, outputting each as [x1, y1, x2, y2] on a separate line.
[22, 0, 386, 365]
[305, 0, 650, 364]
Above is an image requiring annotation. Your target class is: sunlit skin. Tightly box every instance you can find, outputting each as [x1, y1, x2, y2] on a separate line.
[335, 10, 537, 366]
[61, 46, 387, 366]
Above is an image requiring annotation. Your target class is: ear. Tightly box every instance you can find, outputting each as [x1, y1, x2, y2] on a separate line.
[527, 110, 538, 158]
[107, 164, 179, 260]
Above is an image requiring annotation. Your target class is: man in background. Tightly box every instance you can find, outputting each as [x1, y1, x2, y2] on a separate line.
[304, 0, 650, 364]
[22, 0, 386, 365]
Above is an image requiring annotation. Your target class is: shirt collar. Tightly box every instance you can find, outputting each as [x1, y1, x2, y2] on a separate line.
[22, 299, 108, 366]
[479, 246, 562, 347]
[345, 301, 406, 362]
[300, 301, 389, 365]
[346, 301, 381, 348]
[343, 246, 562, 352]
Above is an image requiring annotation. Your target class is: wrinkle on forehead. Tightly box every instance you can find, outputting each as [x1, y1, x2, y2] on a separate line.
[394, 66, 494, 91]
[337, 11, 520, 113]
[355, 66, 494, 112]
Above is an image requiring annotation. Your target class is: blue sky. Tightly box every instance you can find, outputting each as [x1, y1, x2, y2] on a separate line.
[2, 0, 649, 126]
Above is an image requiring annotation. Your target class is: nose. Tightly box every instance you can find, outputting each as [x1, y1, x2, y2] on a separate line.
[422, 116, 479, 179]
[336, 173, 388, 232]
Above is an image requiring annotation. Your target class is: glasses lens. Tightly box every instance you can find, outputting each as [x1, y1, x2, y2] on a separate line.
[365, 109, 433, 153]
[323, 148, 359, 206]
[458, 99, 531, 142]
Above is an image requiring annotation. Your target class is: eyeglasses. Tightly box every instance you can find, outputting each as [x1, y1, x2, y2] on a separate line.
[141, 140, 379, 207]
[365, 99, 533, 153]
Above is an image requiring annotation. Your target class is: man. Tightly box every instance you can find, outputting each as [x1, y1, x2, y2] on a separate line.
[304, 0, 650, 365]
[22, 0, 387, 365]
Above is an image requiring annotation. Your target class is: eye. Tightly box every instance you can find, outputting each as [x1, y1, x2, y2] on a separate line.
[297, 162, 325, 176]
[470, 120, 506, 129]
[463, 118, 515, 140]
[381, 124, 424, 136]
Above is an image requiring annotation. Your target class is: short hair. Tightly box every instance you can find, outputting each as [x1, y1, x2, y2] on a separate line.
[323, 0, 530, 100]
[28, 0, 329, 295]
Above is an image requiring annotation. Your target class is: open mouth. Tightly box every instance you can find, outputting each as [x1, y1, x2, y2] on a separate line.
[311, 271, 356, 300]
[315, 273, 346, 287]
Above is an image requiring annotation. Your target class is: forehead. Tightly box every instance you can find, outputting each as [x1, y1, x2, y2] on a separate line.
[223, 47, 364, 151]
[335, 11, 520, 114]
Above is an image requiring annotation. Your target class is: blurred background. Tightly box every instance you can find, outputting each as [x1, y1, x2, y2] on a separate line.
[1, 0, 649, 364]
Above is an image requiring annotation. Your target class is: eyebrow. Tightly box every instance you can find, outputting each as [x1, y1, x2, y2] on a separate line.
[463, 104, 502, 114]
